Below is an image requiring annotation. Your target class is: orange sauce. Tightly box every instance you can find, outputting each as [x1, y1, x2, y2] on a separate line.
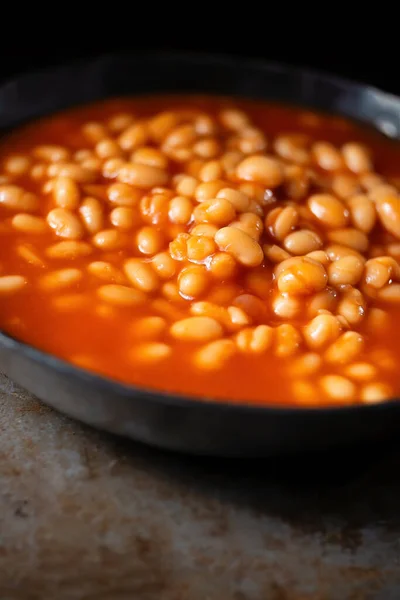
[1, 96, 400, 406]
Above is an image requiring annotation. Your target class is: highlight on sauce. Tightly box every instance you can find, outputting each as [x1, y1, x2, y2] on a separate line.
[0, 95, 400, 407]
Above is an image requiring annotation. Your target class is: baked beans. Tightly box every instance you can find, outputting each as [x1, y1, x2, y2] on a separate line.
[0, 95, 399, 407]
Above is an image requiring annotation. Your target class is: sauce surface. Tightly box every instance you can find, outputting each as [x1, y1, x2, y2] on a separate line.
[1, 96, 400, 406]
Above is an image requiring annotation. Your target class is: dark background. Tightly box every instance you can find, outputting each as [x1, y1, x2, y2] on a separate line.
[0, 19, 397, 96]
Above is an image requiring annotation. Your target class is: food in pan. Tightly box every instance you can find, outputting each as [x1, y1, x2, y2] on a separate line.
[0, 96, 399, 406]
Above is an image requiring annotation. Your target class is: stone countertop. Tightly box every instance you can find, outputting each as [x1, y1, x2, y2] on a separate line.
[1, 372, 400, 600]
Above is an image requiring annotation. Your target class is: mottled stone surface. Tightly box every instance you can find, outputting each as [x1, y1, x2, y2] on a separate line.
[0, 372, 400, 600]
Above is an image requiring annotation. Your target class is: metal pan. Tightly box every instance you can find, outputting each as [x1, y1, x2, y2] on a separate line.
[1, 52, 400, 456]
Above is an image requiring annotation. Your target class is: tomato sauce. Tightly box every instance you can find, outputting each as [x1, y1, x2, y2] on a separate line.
[1, 96, 400, 406]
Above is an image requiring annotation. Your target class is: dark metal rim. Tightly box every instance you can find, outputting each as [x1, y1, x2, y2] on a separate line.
[2, 49, 399, 107]
[0, 50, 399, 417]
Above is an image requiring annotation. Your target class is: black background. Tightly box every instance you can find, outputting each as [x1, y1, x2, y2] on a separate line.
[0, 17, 397, 96]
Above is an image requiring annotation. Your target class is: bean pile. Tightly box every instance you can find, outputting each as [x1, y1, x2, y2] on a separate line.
[0, 97, 399, 406]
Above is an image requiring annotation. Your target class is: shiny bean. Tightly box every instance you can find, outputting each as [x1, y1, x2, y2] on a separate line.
[347, 194, 376, 233]
[214, 226, 263, 267]
[170, 317, 223, 341]
[163, 124, 197, 148]
[283, 229, 322, 255]
[290, 353, 322, 377]
[320, 375, 356, 402]
[136, 226, 164, 255]
[208, 252, 237, 279]
[132, 343, 172, 362]
[217, 188, 251, 213]
[375, 193, 400, 239]
[124, 258, 159, 292]
[328, 255, 364, 286]
[174, 175, 198, 198]
[34, 145, 70, 162]
[307, 288, 338, 317]
[186, 235, 216, 262]
[97, 284, 146, 306]
[169, 232, 190, 261]
[274, 134, 309, 165]
[190, 224, 218, 238]
[272, 293, 301, 318]
[4, 155, 31, 175]
[148, 111, 180, 142]
[87, 261, 125, 284]
[108, 113, 134, 133]
[219, 109, 249, 131]
[342, 143, 372, 173]
[132, 147, 168, 169]
[95, 138, 123, 159]
[130, 316, 167, 340]
[275, 324, 301, 357]
[332, 174, 361, 199]
[199, 160, 223, 182]
[190, 301, 229, 326]
[263, 244, 291, 263]
[267, 206, 298, 241]
[107, 183, 142, 207]
[194, 340, 236, 370]
[0, 275, 27, 294]
[178, 265, 209, 298]
[193, 139, 220, 159]
[325, 331, 364, 364]
[168, 196, 193, 225]
[308, 194, 349, 228]
[92, 229, 127, 250]
[360, 383, 392, 404]
[16, 244, 45, 268]
[11, 214, 47, 234]
[344, 362, 377, 381]
[277, 257, 327, 295]
[327, 228, 369, 252]
[47, 163, 95, 183]
[364, 257, 399, 289]
[110, 207, 138, 230]
[195, 180, 226, 202]
[378, 283, 400, 302]
[53, 176, 80, 210]
[82, 122, 108, 143]
[303, 314, 342, 349]
[193, 198, 236, 226]
[118, 123, 148, 151]
[231, 213, 263, 241]
[312, 142, 344, 171]
[47, 208, 84, 240]
[235, 325, 273, 353]
[79, 197, 104, 234]
[306, 251, 330, 265]
[236, 156, 283, 187]
[325, 244, 365, 262]
[46, 241, 92, 259]
[151, 252, 176, 279]
[0, 185, 39, 212]
[117, 162, 168, 188]
[102, 158, 125, 179]
[227, 305, 251, 329]
[40, 268, 82, 290]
